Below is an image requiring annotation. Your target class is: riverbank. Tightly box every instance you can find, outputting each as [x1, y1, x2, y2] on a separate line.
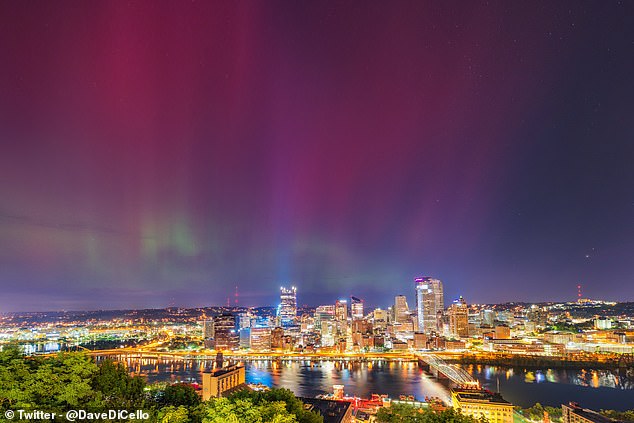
[455, 353, 630, 370]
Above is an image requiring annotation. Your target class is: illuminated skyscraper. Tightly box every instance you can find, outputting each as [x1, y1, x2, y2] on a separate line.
[415, 277, 444, 334]
[394, 295, 409, 323]
[335, 299, 348, 321]
[350, 296, 364, 320]
[213, 313, 238, 350]
[448, 296, 469, 337]
[278, 286, 297, 327]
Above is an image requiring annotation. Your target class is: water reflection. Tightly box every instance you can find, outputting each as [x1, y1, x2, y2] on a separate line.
[464, 364, 634, 409]
[465, 365, 633, 390]
[93, 355, 634, 410]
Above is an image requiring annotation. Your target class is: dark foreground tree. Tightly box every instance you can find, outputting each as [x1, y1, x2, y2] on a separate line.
[376, 403, 486, 423]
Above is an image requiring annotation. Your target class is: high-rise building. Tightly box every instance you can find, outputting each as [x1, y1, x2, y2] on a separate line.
[315, 304, 335, 326]
[278, 286, 297, 327]
[373, 308, 388, 330]
[481, 309, 495, 327]
[213, 313, 239, 350]
[394, 295, 409, 323]
[271, 327, 285, 350]
[495, 324, 511, 339]
[202, 320, 214, 339]
[448, 296, 469, 338]
[335, 299, 348, 321]
[350, 296, 364, 320]
[415, 277, 444, 334]
[320, 320, 336, 346]
[250, 327, 272, 351]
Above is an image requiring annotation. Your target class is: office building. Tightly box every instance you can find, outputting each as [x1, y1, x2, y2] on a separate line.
[351, 296, 364, 320]
[495, 325, 511, 340]
[213, 313, 239, 351]
[239, 328, 251, 349]
[250, 327, 272, 351]
[594, 317, 613, 330]
[451, 388, 513, 423]
[415, 277, 444, 334]
[394, 295, 410, 324]
[202, 319, 214, 339]
[315, 304, 335, 332]
[481, 309, 495, 327]
[271, 327, 284, 350]
[562, 402, 624, 423]
[279, 286, 297, 327]
[449, 296, 469, 338]
[335, 299, 348, 321]
[202, 354, 246, 400]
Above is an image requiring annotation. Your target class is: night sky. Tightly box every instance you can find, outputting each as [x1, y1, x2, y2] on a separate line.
[1, 2, 632, 312]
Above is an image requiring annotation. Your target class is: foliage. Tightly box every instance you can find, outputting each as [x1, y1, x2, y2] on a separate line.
[161, 383, 201, 407]
[91, 359, 146, 408]
[228, 388, 323, 423]
[0, 347, 146, 421]
[600, 409, 634, 421]
[376, 404, 485, 423]
[518, 403, 563, 423]
[202, 397, 297, 423]
[0, 346, 99, 414]
[157, 405, 191, 423]
[0, 351, 324, 423]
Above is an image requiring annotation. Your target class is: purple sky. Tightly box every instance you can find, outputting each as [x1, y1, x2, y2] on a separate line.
[0, 1, 632, 312]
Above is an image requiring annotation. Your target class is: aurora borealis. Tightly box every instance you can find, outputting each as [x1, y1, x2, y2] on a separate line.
[0, 2, 632, 311]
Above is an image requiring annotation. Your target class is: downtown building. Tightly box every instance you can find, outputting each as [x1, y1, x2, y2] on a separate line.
[350, 296, 364, 320]
[415, 277, 444, 334]
[335, 299, 348, 321]
[278, 286, 297, 327]
[394, 295, 410, 323]
[448, 296, 469, 338]
[213, 313, 239, 351]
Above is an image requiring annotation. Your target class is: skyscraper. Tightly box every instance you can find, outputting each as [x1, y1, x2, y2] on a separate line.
[394, 295, 409, 323]
[448, 296, 469, 337]
[335, 299, 348, 321]
[202, 319, 214, 339]
[415, 277, 444, 334]
[278, 286, 297, 327]
[350, 296, 364, 320]
[213, 313, 239, 350]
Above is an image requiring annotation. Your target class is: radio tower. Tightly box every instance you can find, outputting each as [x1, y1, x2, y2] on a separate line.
[577, 284, 582, 303]
[234, 285, 239, 306]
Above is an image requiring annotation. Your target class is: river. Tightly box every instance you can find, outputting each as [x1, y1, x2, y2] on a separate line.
[102, 355, 634, 411]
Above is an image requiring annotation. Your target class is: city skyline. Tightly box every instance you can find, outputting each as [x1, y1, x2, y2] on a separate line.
[1, 2, 633, 312]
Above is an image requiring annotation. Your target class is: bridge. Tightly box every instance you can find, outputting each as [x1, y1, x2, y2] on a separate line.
[416, 353, 479, 387]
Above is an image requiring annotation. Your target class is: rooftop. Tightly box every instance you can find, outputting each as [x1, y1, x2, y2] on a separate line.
[298, 397, 352, 423]
[452, 388, 511, 405]
[564, 403, 626, 423]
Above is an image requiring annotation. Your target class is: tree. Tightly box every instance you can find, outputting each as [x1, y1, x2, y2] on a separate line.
[228, 389, 323, 423]
[600, 410, 634, 421]
[0, 346, 37, 411]
[91, 359, 146, 409]
[162, 383, 201, 407]
[202, 397, 297, 423]
[158, 406, 191, 423]
[376, 404, 483, 423]
[22, 353, 99, 412]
